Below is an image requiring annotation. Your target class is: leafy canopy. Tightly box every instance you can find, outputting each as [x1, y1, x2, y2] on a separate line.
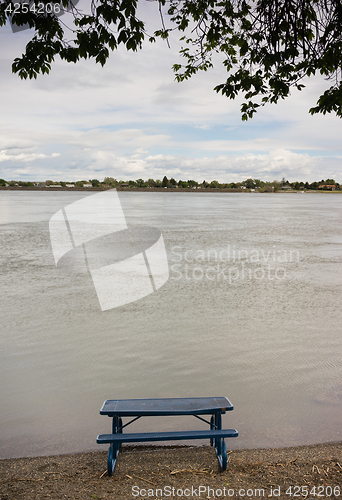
[1, 0, 342, 119]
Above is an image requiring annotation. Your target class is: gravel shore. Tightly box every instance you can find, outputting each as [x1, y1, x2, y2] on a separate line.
[1, 442, 341, 500]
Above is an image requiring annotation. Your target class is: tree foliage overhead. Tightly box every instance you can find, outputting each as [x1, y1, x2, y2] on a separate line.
[1, 0, 342, 119]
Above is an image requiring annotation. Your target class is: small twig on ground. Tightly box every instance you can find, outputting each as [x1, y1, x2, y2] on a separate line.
[132, 475, 155, 485]
[13, 478, 45, 482]
[170, 468, 210, 475]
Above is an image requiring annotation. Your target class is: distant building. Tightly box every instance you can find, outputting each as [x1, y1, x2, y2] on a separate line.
[319, 184, 336, 190]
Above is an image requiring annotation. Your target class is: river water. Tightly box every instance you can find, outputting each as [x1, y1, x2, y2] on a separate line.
[0, 190, 341, 458]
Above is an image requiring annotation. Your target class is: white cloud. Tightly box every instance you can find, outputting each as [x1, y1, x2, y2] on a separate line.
[34, 149, 328, 184]
[0, 149, 60, 163]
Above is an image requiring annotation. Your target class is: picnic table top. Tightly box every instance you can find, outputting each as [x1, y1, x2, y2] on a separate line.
[100, 397, 233, 416]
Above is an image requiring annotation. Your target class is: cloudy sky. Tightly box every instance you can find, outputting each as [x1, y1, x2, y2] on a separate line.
[1, 3, 342, 184]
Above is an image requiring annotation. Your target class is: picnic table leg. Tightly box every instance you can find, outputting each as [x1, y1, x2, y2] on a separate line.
[210, 415, 215, 446]
[219, 439, 228, 471]
[213, 412, 227, 471]
[107, 416, 123, 476]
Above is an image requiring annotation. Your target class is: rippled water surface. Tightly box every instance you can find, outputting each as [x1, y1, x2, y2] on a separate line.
[1, 190, 341, 458]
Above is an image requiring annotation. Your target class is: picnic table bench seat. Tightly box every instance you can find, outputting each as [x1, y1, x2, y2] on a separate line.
[97, 397, 238, 475]
[97, 428, 238, 444]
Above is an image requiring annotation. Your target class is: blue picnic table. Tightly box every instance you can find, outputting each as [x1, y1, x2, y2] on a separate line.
[97, 397, 238, 475]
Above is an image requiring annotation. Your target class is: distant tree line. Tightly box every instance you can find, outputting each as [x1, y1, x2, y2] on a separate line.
[277, 177, 340, 191]
[0, 176, 340, 191]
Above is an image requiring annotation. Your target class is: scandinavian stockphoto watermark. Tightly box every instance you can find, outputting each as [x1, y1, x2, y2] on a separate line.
[49, 189, 169, 311]
[3, 0, 79, 33]
[170, 245, 300, 283]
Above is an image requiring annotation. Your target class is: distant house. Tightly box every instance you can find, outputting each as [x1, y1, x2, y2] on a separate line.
[319, 184, 336, 190]
[82, 183, 93, 188]
[65, 184, 75, 188]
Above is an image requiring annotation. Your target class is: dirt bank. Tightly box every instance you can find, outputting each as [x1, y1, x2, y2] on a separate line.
[1, 442, 341, 500]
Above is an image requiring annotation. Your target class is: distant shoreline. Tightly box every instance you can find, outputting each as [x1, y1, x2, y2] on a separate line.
[1, 186, 340, 193]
